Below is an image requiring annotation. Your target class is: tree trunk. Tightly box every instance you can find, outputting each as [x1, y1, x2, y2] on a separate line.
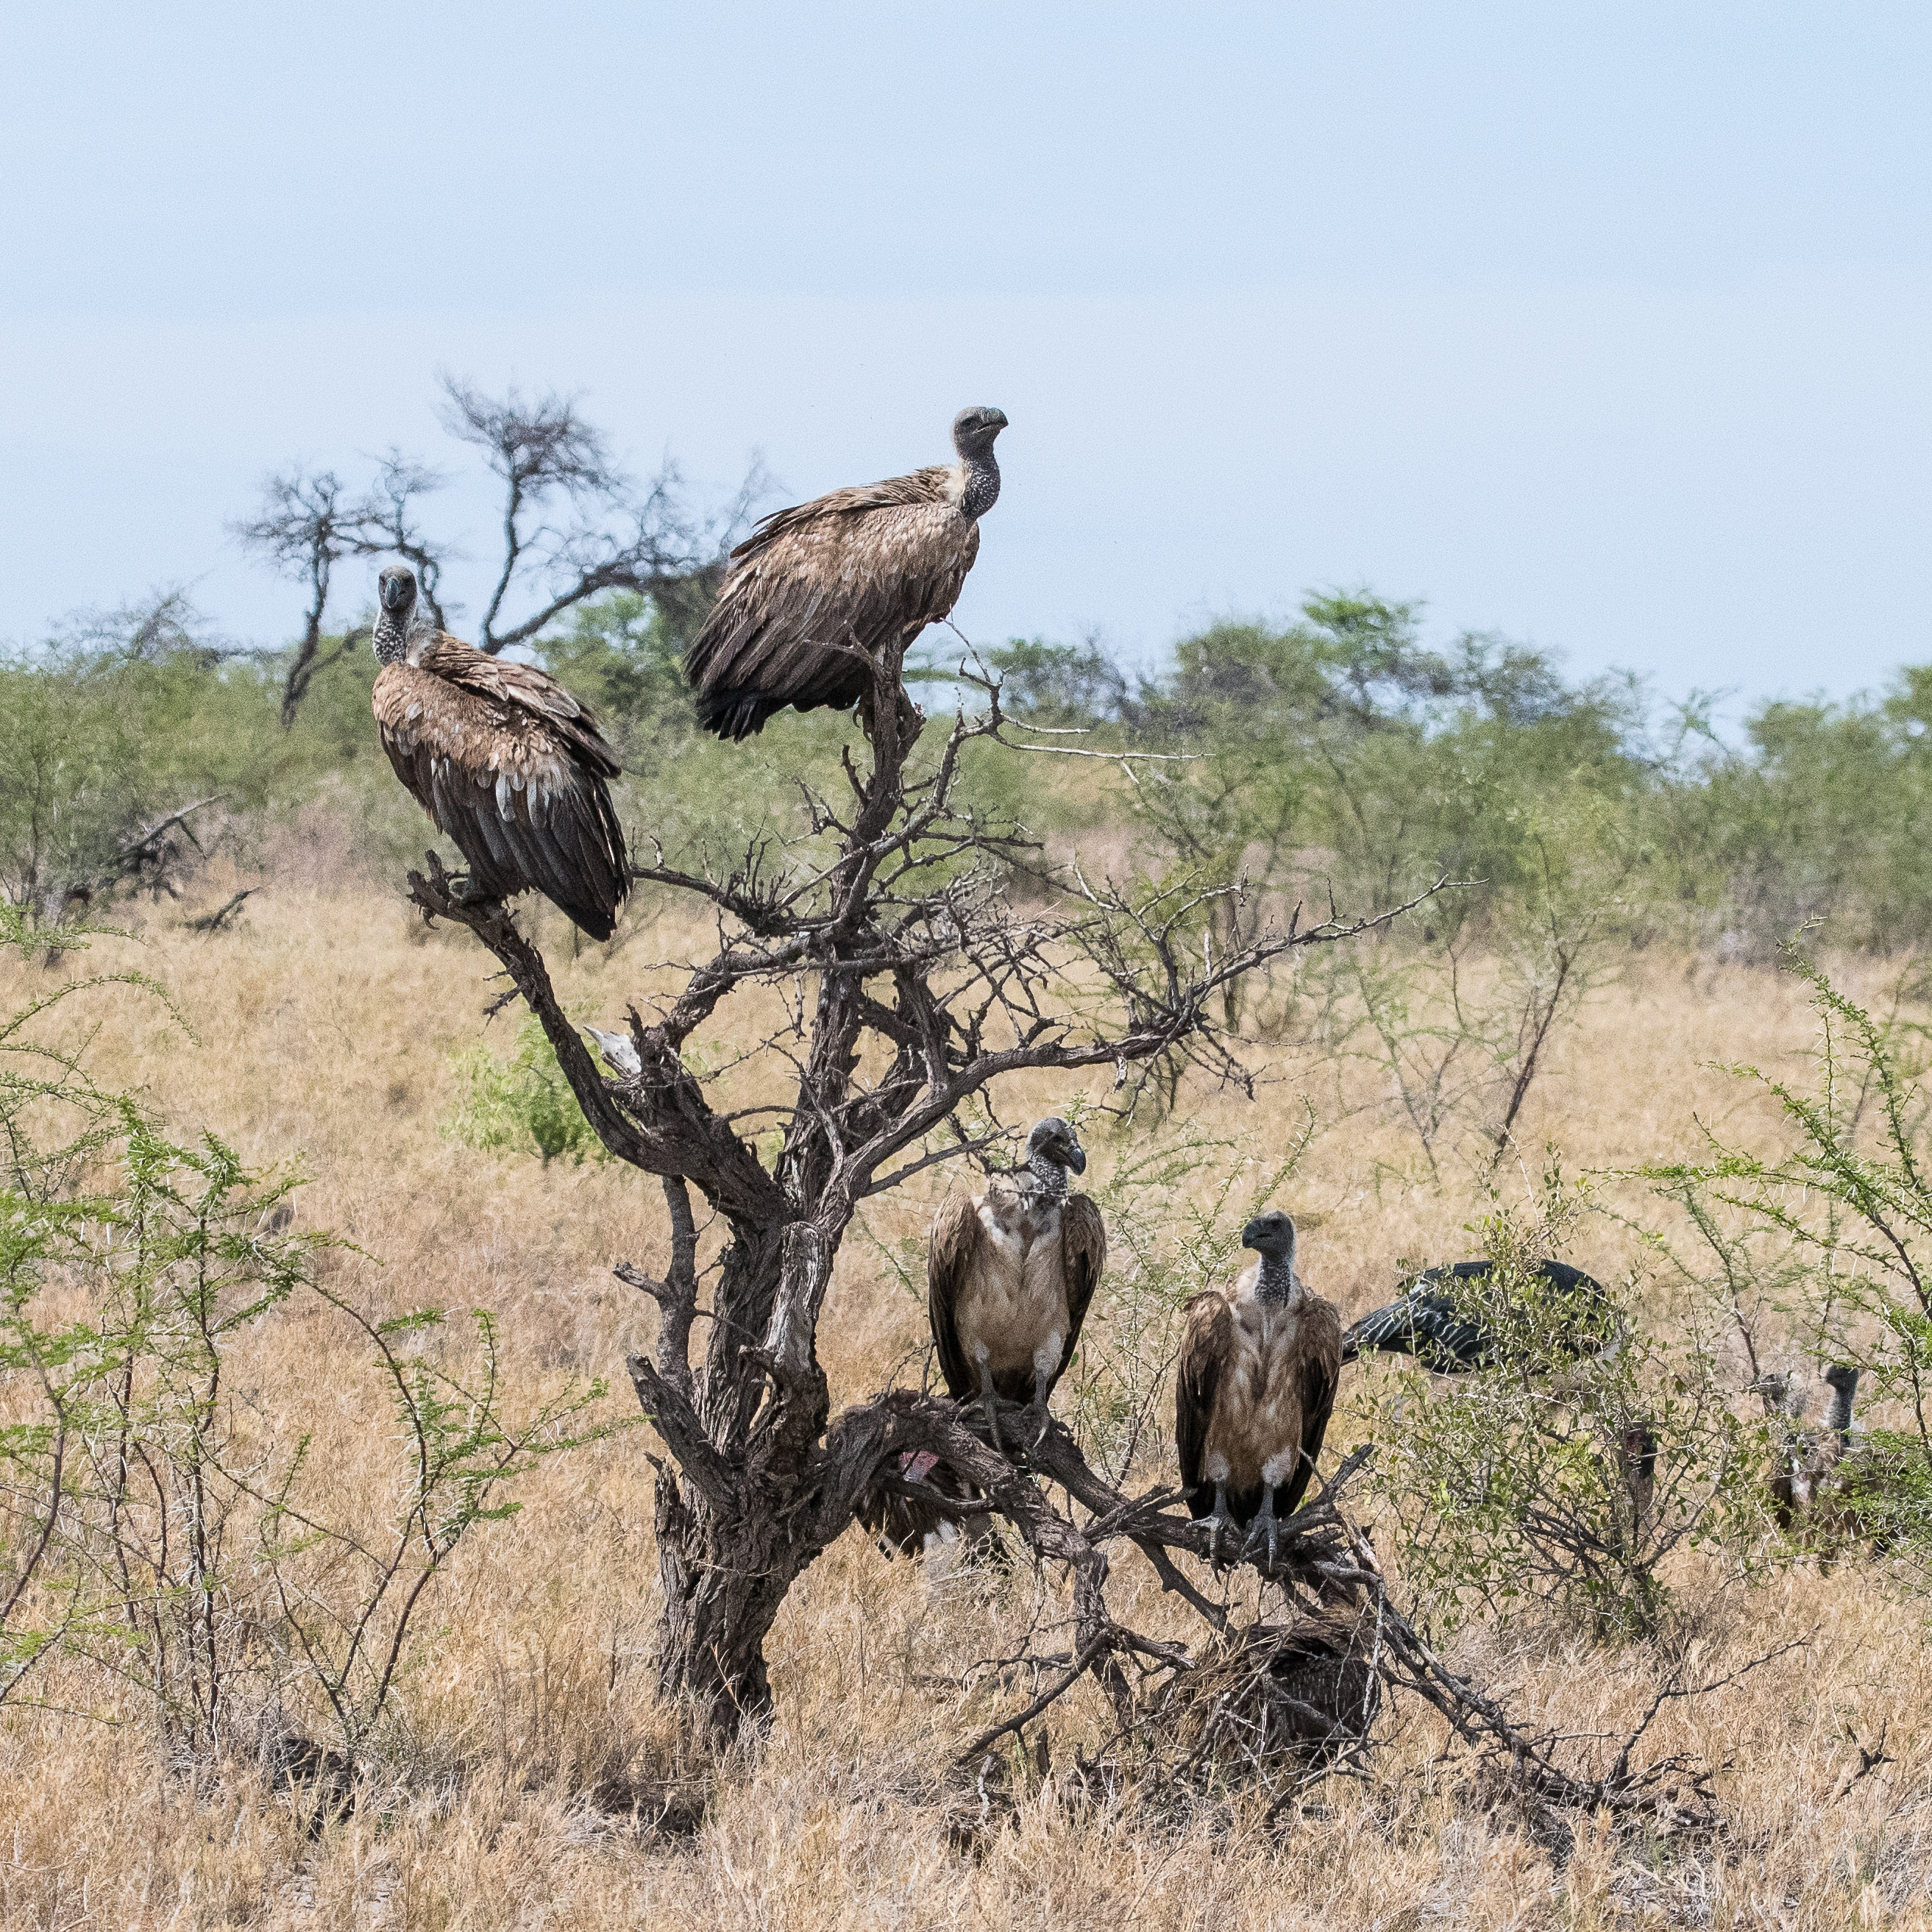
[645, 1223, 840, 1740]
[651, 1471, 803, 1735]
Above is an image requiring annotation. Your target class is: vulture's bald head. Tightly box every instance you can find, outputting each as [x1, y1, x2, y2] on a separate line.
[1026, 1115, 1085, 1174]
[953, 405, 1009, 458]
[378, 564, 419, 617]
[1242, 1210, 1297, 1262]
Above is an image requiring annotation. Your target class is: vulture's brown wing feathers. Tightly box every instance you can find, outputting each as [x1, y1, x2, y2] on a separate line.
[1176, 1290, 1232, 1519]
[1279, 1294, 1344, 1520]
[1056, 1193, 1108, 1385]
[372, 634, 628, 940]
[927, 1193, 986, 1400]
[684, 468, 980, 740]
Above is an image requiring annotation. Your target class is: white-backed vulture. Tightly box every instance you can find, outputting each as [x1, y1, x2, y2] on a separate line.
[856, 1449, 988, 1560]
[1176, 1210, 1343, 1566]
[370, 565, 629, 940]
[1342, 1259, 1611, 1372]
[928, 1116, 1106, 1451]
[683, 406, 1008, 741]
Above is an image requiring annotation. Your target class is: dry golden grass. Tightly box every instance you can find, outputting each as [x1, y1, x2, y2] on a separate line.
[4, 874, 1931, 1930]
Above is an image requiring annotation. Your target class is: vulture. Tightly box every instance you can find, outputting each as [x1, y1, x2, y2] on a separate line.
[370, 566, 630, 940]
[683, 405, 1009, 740]
[1762, 1363, 1864, 1533]
[1341, 1259, 1612, 1373]
[856, 1450, 990, 1560]
[928, 1116, 1107, 1452]
[1176, 1211, 1343, 1568]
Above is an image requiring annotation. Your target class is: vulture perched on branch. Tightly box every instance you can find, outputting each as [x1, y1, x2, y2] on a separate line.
[929, 1116, 1106, 1452]
[856, 1116, 1102, 1557]
[683, 405, 1008, 740]
[1342, 1259, 1610, 1373]
[1176, 1211, 1343, 1568]
[370, 565, 630, 940]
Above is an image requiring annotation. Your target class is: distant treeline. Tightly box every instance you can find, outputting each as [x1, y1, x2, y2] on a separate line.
[4, 586, 1929, 956]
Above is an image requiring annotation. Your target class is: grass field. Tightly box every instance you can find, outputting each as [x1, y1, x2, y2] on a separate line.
[4, 859, 1928, 1931]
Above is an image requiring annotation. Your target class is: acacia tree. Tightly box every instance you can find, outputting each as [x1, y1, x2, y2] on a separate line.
[400, 622, 1421, 1733]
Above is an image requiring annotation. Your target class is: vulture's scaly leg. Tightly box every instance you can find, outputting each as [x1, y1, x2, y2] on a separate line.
[1205, 1482, 1233, 1572]
[976, 1360, 1004, 1456]
[1022, 1362, 1055, 1449]
[1243, 1492, 1281, 1571]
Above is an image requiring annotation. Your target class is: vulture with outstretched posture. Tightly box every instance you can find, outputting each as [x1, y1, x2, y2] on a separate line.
[683, 405, 1009, 740]
[1176, 1211, 1343, 1567]
[370, 565, 630, 940]
[928, 1116, 1106, 1452]
[1341, 1259, 1611, 1372]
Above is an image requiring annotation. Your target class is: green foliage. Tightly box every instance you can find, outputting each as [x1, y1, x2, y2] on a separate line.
[1642, 954, 1932, 1571]
[0, 607, 394, 912]
[446, 1016, 607, 1165]
[976, 636, 1128, 725]
[1362, 1166, 1757, 1641]
[0, 931, 617, 1754]
[535, 591, 696, 753]
[15, 572, 1932, 957]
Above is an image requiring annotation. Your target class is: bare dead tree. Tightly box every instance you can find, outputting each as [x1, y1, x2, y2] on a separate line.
[399, 639, 1761, 1831]
[242, 383, 760, 723]
[401, 611, 1431, 1724]
[235, 471, 389, 727]
[437, 376, 742, 656]
[358, 450, 452, 636]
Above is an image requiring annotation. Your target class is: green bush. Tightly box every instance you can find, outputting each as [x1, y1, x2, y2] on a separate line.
[445, 1016, 607, 1165]
[1361, 1166, 1758, 1641]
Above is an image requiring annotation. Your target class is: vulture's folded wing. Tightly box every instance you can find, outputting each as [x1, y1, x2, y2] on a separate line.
[683, 475, 981, 739]
[926, 1193, 986, 1401]
[411, 633, 623, 777]
[1176, 1291, 1232, 1516]
[1281, 1294, 1344, 1519]
[1056, 1193, 1107, 1382]
[372, 658, 629, 941]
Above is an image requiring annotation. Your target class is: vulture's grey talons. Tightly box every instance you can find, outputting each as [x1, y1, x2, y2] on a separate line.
[1024, 1364, 1056, 1447]
[1244, 1494, 1280, 1571]
[1206, 1483, 1234, 1574]
[977, 1363, 1005, 1457]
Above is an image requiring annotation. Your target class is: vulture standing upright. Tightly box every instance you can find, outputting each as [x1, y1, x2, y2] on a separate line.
[928, 1116, 1107, 1451]
[683, 405, 1009, 740]
[369, 566, 630, 940]
[1176, 1211, 1343, 1567]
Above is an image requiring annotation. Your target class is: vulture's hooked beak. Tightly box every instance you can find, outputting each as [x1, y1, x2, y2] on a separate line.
[1240, 1218, 1264, 1250]
[1065, 1141, 1086, 1175]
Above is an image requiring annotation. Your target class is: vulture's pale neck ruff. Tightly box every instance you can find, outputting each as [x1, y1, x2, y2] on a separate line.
[373, 598, 414, 667]
[955, 430, 1002, 522]
[1026, 1148, 1071, 1201]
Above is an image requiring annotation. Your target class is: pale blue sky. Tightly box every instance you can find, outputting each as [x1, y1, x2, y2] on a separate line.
[3, 4, 1927, 708]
